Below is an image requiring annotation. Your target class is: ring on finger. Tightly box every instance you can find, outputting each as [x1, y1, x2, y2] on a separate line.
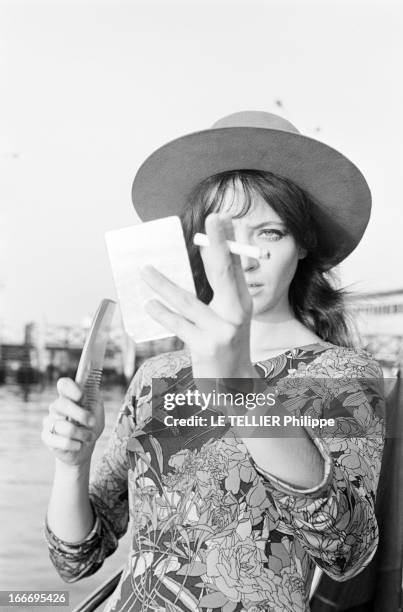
[50, 416, 66, 435]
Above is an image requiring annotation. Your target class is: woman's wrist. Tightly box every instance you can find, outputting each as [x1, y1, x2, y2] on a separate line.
[48, 458, 94, 543]
[54, 457, 92, 480]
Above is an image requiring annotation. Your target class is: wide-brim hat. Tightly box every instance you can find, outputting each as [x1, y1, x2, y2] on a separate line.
[132, 111, 371, 265]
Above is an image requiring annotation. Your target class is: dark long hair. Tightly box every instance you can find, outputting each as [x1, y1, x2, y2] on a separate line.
[180, 169, 353, 347]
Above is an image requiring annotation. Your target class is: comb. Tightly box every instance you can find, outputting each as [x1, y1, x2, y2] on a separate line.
[75, 299, 116, 410]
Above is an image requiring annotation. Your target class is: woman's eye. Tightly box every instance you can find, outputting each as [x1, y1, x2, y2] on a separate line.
[257, 229, 286, 241]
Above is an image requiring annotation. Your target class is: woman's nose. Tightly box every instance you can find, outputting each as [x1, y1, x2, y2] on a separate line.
[239, 253, 259, 271]
[232, 229, 260, 271]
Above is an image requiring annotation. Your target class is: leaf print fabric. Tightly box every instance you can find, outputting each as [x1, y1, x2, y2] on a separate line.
[44, 343, 385, 612]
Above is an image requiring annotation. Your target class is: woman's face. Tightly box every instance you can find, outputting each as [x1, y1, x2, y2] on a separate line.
[217, 184, 303, 318]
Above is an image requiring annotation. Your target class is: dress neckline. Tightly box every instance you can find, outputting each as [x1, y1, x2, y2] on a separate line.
[253, 341, 334, 366]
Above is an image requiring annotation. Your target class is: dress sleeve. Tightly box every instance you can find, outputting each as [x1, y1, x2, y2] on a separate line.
[44, 369, 144, 583]
[251, 348, 385, 582]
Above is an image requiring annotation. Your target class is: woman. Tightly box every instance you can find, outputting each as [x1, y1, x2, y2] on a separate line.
[42, 112, 385, 612]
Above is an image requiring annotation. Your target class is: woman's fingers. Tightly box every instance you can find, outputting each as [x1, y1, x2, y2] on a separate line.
[50, 396, 95, 428]
[43, 415, 95, 444]
[57, 377, 82, 403]
[201, 214, 252, 321]
[140, 214, 252, 330]
[42, 378, 104, 466]
[141, 266, 219, 329]
[144, 298, 203, 345]
[41, 423, 83, 452]
[215, 214, 253, 310]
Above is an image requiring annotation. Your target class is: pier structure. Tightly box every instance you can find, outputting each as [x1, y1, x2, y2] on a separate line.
[0, 320, 183, 385]
[0, 289, 402, 385]
[348, 288, 403, 367]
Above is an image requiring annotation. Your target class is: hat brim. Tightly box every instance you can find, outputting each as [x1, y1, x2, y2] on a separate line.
[132, 127, 371, 265]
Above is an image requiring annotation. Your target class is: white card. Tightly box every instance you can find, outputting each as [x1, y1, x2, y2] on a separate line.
[105, 216, 196, 342]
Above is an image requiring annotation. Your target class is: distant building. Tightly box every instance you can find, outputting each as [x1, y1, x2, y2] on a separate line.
[0, 319, 183, 384]
[348, 288, 403, 364]
[349, 289, 403, 335]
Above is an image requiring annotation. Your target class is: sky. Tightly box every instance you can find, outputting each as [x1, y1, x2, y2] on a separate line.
[1, 0, 402, 333]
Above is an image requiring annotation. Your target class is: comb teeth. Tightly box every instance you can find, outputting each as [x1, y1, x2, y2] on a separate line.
[83, 368, 103, 408]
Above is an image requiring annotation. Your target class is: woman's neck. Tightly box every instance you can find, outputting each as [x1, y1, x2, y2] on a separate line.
[250, 306, 322, 362]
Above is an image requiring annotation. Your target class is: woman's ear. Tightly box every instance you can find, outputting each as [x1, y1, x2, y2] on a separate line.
[298, 247, 307, 260]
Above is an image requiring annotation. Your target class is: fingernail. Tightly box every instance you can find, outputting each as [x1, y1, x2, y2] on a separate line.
[88, 416, 95, 427]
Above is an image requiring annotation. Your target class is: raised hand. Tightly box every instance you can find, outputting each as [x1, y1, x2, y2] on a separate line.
[141, 213, 256, 381]
[41, 377, 104, 467]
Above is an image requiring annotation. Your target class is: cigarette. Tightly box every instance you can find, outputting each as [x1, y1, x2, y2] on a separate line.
[193, 232, 268, 259]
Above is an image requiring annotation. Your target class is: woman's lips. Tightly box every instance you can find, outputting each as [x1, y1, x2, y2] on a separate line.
[247, 283, 264, 295]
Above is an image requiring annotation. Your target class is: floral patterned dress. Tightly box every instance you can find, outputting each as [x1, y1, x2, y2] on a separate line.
[45, 343, 385, 612]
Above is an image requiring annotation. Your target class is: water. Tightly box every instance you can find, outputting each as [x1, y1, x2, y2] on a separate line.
[0, 383, 131, 611]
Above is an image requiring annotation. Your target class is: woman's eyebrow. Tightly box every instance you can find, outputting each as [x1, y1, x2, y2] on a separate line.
[247, 221, 286, 230]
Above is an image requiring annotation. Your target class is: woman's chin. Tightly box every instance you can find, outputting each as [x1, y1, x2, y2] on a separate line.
[251, 295, 273, 317]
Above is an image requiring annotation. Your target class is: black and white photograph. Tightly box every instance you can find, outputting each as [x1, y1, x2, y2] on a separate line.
[1, 1, 402, 611]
